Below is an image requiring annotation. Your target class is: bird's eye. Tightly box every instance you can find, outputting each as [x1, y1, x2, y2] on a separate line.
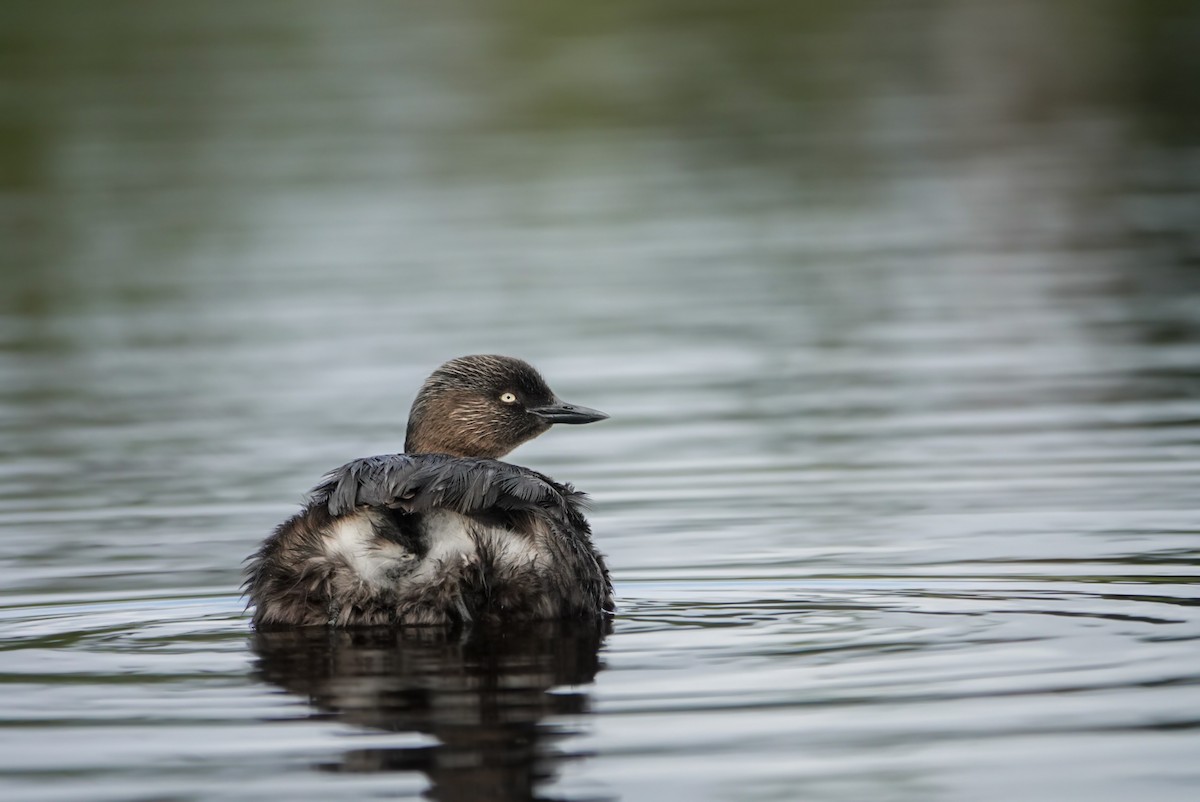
[500, 392, 517, 404]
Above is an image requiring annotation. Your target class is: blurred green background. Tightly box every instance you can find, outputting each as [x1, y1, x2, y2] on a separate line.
[2, 0, 1197, 307]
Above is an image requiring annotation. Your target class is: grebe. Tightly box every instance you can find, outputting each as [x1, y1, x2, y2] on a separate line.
[245, 355, 611, 627]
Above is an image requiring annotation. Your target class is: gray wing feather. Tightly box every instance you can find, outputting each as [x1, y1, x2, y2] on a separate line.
[312, 453, 582, 520]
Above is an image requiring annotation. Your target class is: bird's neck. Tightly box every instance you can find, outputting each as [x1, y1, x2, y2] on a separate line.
[404, 413, 513, 459]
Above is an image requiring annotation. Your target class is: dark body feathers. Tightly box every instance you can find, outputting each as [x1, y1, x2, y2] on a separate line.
[245, 454, 613, 628]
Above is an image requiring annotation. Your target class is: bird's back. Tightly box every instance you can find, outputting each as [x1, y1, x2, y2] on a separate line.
[246, 454, 612, 627]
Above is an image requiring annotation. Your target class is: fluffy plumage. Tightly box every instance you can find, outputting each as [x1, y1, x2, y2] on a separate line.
[244, 355, 612, 628]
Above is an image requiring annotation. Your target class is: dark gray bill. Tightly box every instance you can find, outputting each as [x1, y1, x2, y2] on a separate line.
[528, 399, 609, 424]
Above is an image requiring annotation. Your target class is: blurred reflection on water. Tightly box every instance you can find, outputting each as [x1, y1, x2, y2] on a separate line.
[253, 622, 606, 801]
[0, 1, 1198, 801]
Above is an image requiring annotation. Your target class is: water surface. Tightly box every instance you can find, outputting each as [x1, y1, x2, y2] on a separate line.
[1, 2, 1199, 800]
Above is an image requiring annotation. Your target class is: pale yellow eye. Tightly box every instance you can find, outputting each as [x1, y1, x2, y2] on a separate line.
[500, 392, 517, 404]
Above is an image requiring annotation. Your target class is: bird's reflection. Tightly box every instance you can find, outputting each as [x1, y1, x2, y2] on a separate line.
[252, 620, 609, 801]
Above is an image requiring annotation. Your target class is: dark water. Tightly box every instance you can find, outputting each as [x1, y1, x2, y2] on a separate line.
[2, 2, 1199, 800]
